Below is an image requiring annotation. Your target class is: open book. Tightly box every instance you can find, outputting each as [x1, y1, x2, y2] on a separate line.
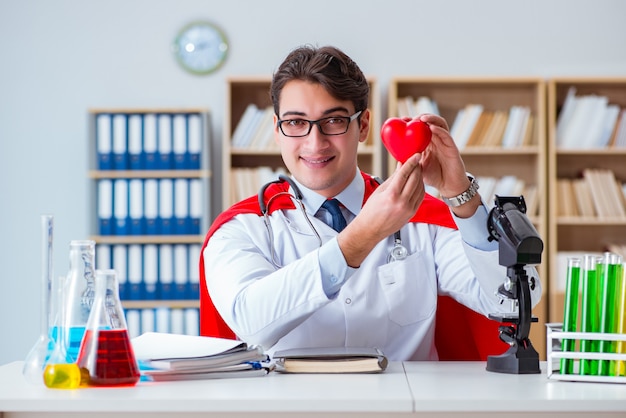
[273, 347, 388, 374]
[131, 332, 272, 380]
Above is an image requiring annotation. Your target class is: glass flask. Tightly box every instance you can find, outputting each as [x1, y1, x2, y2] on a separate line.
[63, 240, 96, 362]
[76, 269, 140, 387]
[42, 276, 81, 389]
[22, 215, 54, 385]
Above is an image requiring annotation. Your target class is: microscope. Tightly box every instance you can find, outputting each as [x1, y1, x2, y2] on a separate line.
[486, 195, 543, 374]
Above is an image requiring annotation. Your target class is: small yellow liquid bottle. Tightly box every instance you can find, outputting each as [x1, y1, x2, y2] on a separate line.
[43, 363, 82, 389]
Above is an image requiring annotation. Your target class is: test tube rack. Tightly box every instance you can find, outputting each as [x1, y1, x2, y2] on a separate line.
[546, 323, 626, 383]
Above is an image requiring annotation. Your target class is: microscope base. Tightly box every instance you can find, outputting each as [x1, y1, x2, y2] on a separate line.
[486, 343, 540, 374]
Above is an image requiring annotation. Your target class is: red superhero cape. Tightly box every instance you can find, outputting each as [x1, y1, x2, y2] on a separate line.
[198, 171, 505, 360]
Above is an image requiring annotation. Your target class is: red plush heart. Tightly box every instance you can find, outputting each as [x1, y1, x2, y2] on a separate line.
[381, 117, 432, 163]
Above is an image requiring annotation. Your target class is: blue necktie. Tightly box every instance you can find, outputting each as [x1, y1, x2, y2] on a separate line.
[321, 199, 347, 232]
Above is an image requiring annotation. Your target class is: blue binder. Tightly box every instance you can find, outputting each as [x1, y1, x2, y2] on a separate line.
[173, 244, 189, 299]
[143, 179, 159, 235]
[98, 179, 114, 236]
[187, 114, 202, 170]
[143, 114, 158, 170]
[128, 114, 144, 170]
[113, 179, 130, 236]
[112, 114, 128, 170]
[96, 113, 113, 170]
[140, 308, 156, 334]
[113, 244, 129, 300]
[159, 179, 174, 235]
[189, 179, 202, 235]
[173, 114, 188, 170]
[95, 244, 112, 279]
[157, 114, 173, 169]
[158, 244, 174, 300]
[174, 178, 190, 235]
[143, 244, 159, 300]
[127, 244, 144, 300]
[129, 179, 144, 235]
[188, 244, 201, 300]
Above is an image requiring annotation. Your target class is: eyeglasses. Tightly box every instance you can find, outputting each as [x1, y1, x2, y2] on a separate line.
[277, 110, 362, 138]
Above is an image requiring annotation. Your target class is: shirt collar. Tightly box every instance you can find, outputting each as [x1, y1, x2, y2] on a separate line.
[289, 167, 364, 217]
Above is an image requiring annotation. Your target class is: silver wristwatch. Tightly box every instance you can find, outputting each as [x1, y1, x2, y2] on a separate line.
[442, 174, 479, 207]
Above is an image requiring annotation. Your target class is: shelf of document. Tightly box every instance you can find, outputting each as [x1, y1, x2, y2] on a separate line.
[89, 169, 212, 179]
[459, 146, 540, 155]
[557, 219, 626, 225]
[230, 143, 378, 155]
[546, 323, 626, 384]
[229, 145, 377, 169]
[89, 109, 211, 338]
[91, 235, 203, 244]
[554, 149, 626, 175]
[123, 300, 199, 309]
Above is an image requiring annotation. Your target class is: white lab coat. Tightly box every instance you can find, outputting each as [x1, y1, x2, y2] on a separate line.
[204, 198, 542, 361]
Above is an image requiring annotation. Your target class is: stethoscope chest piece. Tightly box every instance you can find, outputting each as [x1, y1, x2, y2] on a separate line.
[389, 243, 408, 262]
[387, 231, 408, 263]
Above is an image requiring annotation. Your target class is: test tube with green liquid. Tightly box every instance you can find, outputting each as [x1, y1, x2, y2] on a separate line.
[561, 257, 581, 375]
[598, 253, 622, 376]
[580, 254, 600, 375]
[611, 258, 626, 376]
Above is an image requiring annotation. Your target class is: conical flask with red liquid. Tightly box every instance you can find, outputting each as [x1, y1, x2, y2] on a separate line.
[76, 269, 140, 386]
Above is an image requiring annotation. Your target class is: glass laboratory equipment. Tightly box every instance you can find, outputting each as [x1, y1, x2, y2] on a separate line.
[598, 252, 622, 376]
[580, 254, 600, 375]
[617, 263, 626, 376]
[64, 240, 96, 362]
[76, 269, 140, 387]
[22, 215, 54, 385]
[560, 257, 581, 375]
[42, 276, 81, 389]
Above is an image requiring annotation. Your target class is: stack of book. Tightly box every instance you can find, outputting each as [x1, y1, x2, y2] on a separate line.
[556, 87, 626, 149]
[396, 96, 440, 118]
[231, 104, 278, 150]
[448, 104, 535, 149]
[556, 169, 626, 219]
[131, 332, 272, 381]
[230, 166, 288, 203]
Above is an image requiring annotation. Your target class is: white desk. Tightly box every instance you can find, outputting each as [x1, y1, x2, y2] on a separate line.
[404, 362, 626, 417]
[1, 361, 625, 418]
[0, 361, 412, 418]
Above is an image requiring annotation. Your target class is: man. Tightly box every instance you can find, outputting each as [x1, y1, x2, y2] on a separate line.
[200, 45, 542, 361]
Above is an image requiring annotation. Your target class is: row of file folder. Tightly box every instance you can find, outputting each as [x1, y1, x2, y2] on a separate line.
[125, 307, 200, 339]
[96, 112, 205, 171]
[96, 243, 201, 301]
[97, 178, 204, 236]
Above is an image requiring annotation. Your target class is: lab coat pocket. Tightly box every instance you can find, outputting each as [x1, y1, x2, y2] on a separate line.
[377, 252, 436, 326]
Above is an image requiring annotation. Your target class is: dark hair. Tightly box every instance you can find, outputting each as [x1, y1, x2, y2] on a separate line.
[270, 45, 369, 116]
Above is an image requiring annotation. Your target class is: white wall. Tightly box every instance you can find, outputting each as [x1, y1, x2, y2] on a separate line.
[1, 0, 625, 366]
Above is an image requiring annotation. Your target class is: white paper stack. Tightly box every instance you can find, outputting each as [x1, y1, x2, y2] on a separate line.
[131, 332, 273, 381]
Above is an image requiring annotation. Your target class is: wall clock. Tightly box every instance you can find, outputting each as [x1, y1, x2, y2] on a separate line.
[173, 21, 229, 75]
